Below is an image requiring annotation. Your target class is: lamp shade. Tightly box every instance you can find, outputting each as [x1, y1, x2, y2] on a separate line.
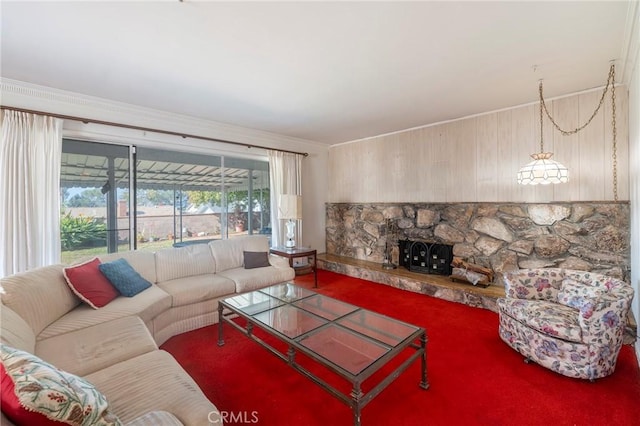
[279, 194, 302, 220]
[516, 152, 569, 185]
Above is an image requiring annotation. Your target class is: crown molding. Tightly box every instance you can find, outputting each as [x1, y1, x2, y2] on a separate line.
[0, 78, 327, 153]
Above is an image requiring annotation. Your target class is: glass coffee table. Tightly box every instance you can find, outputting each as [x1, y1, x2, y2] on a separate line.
[218, 282, 429, 425]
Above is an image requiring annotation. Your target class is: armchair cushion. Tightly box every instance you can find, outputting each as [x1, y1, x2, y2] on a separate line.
[497, 298, 583, 343]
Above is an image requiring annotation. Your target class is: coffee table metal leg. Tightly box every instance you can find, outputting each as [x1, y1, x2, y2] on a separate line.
[351, 383, 363, 426]
[217, 302, 225, 346]
[419, 332, 429, 390]
[287, 346, 295, 365]
[313, 254, 318, 288]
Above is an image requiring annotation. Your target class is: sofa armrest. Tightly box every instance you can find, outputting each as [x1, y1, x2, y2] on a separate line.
[502, 268, 564, 301]
[269, 254, 291, 269]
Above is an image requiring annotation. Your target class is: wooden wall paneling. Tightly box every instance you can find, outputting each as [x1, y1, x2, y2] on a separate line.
[476, 113, 498, 201]
[327, 145, 339, 202]
[364, 138, 382, 203]
[605, 88, 629, 200]
[399, 128, 422, 202]
[342, 142, 359, 202]
[341, 143, 356, 202]
[443, 122, 460, 202]
[326, 89, 629, 204]
[414, 127, 432, 202]
[421, 125, 438, 203]
[430, 124, 449, 202]
[537, 97, 556, 202]
[578, 91, 605, 200]
[496, 109, 513, 201]
[447, 117, 477, 202]
[511, 104, 537, 202]
[617, 89, 629, 200]
[328, 145, 342, 202]
[552, 96, 580, 201]
[385, 133, 405, 203]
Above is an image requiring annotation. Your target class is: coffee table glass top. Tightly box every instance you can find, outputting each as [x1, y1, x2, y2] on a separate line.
[298, 324, 390, 375]
[260, 282, 316, 302]
[221, 282, 422, 377]
[223, 291, 285, 315]
[292, 294, 359, 320]
[253, 305, 327, 339]
[337, 310, 420, 347]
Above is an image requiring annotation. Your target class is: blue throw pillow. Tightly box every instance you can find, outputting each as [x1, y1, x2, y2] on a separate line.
[98, 258, 152, 297]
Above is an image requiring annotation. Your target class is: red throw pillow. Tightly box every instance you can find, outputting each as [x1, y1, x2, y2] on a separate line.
[63, 258, 119, 308]
[1, 363, 64, 425]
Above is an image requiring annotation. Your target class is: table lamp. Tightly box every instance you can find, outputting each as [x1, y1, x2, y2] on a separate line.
[279, 194, 302, 248]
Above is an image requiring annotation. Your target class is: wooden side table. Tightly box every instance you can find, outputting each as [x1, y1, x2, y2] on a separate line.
[269, 247, 318, 288]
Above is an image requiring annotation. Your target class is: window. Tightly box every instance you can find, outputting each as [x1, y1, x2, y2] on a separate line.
[60, 140, 270, 264]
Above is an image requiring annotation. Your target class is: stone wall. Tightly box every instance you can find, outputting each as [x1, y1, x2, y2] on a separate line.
[326, 202, 631, 285]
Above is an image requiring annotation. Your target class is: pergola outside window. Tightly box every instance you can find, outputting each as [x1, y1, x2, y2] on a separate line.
[60, 139, 270, 264]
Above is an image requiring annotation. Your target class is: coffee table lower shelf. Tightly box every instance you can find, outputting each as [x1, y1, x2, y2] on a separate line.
[217, 286, 429, 426]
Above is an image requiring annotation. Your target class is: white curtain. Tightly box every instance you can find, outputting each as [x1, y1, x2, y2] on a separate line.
[268, 150, 302, 248]
[1, 110, 63, 277]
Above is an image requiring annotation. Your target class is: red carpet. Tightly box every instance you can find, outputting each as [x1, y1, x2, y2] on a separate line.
[161, 270, 640, 425]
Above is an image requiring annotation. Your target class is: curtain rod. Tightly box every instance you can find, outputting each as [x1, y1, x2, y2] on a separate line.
[0, 105, 309, 157]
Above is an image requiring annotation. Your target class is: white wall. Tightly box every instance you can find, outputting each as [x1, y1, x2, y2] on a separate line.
[0, 79, 329, 253]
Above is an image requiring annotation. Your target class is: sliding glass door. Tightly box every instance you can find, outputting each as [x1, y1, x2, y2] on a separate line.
[60, 140, 270, 263]
[60, 139, 132, 263]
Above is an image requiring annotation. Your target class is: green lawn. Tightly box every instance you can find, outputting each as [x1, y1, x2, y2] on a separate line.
[61, 239, 175, 264]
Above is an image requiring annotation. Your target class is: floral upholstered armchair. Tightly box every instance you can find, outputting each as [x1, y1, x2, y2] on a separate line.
[497, 268, 634, 380]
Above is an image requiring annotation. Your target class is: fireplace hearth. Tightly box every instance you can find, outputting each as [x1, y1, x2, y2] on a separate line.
[399, 239, 453, 276]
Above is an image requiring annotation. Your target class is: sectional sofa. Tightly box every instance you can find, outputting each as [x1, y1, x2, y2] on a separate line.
[0, 235, 295, 425]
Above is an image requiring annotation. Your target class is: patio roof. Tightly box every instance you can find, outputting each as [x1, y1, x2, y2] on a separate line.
[61, 140, 269, 191]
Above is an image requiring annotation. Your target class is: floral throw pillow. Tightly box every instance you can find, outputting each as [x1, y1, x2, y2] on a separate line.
[557, 278, 603, 318]
[0, 344, 121, 426]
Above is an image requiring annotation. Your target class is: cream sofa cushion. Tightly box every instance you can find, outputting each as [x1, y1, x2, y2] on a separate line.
[85, 350, 218, 425]
[157, 274, 235, 307]
[0, 303, 36, 353]
[38, 286, 171, 340]
[98, 250, 157, 284]
[0, 264, 79, 335]
[209, 235, 269, 273]
[155, 244, 216, 283]
[36, 316, 158, 377]
[219, 265, 295, 293]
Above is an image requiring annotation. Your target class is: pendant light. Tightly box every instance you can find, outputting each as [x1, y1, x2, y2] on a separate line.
[516, 81, 569, 185]
[517, 64, 618, 200]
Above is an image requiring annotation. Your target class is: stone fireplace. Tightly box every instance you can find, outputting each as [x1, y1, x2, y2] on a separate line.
[325, 202, 631, 286]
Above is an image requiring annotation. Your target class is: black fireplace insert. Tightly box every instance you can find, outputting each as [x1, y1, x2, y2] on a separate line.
[399, 239, 453, 276]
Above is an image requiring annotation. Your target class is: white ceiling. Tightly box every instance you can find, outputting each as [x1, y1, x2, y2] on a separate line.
[0, 1, 634, 145]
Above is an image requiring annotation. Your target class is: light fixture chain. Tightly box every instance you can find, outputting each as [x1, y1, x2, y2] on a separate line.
[539, 64, 615, 136]
[612, 67, 618, 202]
[539, 90, 544, 152]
